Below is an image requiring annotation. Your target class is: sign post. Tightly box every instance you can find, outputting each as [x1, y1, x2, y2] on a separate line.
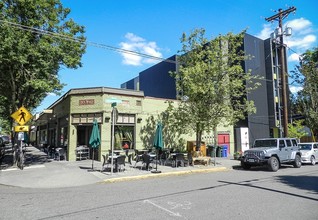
[106, 98, 122, 174]
[11, 106, 33, 166]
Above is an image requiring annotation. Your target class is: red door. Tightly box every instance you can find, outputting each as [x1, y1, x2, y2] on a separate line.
[218, 134, 230, 153]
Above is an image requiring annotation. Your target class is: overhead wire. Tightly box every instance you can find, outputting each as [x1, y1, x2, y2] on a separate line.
[0, 19, 304, 87]
[0, 19, 177, 64]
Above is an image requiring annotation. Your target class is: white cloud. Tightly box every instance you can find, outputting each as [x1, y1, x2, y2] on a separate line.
[256, 17, 316, 52]
[119, 33, 163, 66]
[289, 85, 303, 94]
[46, 92, 58, 96]
[285, 18, 312, 32]
[256, 23, 274, 40]
[285, 34, 316, 49]
[288, 53, 300, 62]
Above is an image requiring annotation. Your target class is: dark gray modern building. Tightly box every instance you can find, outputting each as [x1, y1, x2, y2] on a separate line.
[121, 33, 288, 148]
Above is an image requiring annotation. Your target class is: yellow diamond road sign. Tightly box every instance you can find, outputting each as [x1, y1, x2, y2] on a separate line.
[11, 106, 32, 126]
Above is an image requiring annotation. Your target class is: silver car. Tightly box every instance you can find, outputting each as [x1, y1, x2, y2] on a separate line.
[299, 142, 318, 165]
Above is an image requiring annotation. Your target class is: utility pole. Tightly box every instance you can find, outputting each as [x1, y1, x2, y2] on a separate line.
[265, 6, 296, 137]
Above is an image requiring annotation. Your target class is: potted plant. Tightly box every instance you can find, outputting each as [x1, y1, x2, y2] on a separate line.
[233, 151, 242, 160]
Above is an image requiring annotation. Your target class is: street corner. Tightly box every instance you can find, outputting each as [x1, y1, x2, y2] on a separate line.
[98, 166, 229, 184]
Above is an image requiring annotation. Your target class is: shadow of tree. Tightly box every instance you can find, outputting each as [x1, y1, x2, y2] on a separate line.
[275, 175, 318, 194]
[0, 147, 51, 170]
[139, 103, 187, 150]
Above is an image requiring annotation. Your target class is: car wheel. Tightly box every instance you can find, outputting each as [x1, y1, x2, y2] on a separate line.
[241, 161, 251, 170]
[293, 155, 302, 168]
[268, 156, 279, 172]
[310, 156, 316, 165]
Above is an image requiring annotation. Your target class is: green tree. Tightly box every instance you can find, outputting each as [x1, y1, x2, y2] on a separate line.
[292, 47, 318, 138]
[171, 29, 260, 150]
[0, 0, 86, 126]
[287, 119, 307, 140]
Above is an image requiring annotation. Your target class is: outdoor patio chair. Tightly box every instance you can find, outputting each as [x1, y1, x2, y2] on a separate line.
[174, 153, 189, 167]
[141, 153, 154, 171]
[116, 155, 126, 172]
[101, 154, 110, 172]
[55, 148, 66, 161]
[159, 150, 170, 165]
[134, 150, 144, 167]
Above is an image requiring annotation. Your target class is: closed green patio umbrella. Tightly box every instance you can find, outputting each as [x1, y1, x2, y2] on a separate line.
[89, 119, 101, 170]
[152, 122, 163, 173]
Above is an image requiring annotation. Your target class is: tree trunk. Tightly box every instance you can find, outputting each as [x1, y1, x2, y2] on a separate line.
[196, 130, 202, 152]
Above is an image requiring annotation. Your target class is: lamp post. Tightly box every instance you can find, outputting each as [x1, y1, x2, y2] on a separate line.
[106, 97, 122, 175]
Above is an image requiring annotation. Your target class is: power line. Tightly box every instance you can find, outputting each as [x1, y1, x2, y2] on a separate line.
[0, 19, 177, 64]
[0, 19, 304, 88]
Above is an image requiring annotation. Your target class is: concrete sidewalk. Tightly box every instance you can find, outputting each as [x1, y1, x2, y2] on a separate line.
[0, 146, 240, 188]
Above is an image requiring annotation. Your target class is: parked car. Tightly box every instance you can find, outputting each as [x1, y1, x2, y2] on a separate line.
[241, 138, 302, 172]
[0, 135, 10, 144]
[299, 142, 318, 165]
[0, 137, 5, 160]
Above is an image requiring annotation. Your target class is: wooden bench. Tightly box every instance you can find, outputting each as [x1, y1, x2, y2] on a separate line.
[192, 156, 211, 166]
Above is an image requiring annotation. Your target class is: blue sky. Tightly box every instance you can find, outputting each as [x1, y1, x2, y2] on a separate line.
[36, 0, 317, 113]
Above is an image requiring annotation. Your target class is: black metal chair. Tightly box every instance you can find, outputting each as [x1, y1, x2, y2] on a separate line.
[101, 154, 110, 172]
[141, 153, 153, 171]
[134, 150, 143, 168]
[55, 148, 66, 161]
[174, 153, 189, 167]
[116, 155, 126, 172]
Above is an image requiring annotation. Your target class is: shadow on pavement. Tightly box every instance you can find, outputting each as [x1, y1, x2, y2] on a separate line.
[276, 175, 318, 194]
[0, 146, 52, 170]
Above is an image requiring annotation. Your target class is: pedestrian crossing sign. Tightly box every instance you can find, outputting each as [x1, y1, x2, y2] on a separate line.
[11, 106, 33, 126]
[14, 125, 29, 132]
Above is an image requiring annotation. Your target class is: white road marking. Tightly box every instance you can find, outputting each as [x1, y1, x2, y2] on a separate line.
[168, 201, 192, 210]
[144, 200, 182, 217]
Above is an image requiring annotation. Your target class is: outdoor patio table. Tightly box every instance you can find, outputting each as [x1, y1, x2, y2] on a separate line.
[108, 155, 120, 171]
[168, 153, 188, 167]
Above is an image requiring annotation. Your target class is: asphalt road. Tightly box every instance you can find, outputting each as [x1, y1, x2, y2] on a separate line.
[1, 164, 317, 220]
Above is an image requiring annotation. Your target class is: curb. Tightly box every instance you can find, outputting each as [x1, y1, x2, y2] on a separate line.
[99, 166, 229, 184]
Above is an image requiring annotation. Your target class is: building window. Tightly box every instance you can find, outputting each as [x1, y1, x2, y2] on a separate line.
[114, 125, 135, 150]
[72, 113, 102, 124]
[117, 114, 135, 124]
[136, 100, 142, 106]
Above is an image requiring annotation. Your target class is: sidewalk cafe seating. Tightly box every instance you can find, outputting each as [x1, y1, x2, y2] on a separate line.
[159, 149, 170, 165]
[76, 145, 90, 160]
[101, 154, 110, 171]
[174, 153, 190, 167]
[55, 147, 66, 161]
[141, 153, 154, 171]
[134, 149, 144, 167]
[103, 154, 126, 172]
[47, 145, 55, 159]
[115, 155, 126, 172]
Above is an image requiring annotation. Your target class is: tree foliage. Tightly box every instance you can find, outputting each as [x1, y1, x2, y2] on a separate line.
[170, 28, 260, 149]
[291, 47, 318, 136]
[0, 0, 86, 124]
[287, 119, 307, 139]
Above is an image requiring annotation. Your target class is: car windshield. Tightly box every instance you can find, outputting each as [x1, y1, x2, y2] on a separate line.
[1, 136, 9, 141]
[298, 144, 312, 150]
[253, 139, 277, 148]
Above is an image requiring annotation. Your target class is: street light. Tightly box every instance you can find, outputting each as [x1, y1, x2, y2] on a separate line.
[106, 97, 122, 175]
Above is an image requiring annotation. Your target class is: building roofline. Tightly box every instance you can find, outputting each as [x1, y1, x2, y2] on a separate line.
[46, 87, 144, 110]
